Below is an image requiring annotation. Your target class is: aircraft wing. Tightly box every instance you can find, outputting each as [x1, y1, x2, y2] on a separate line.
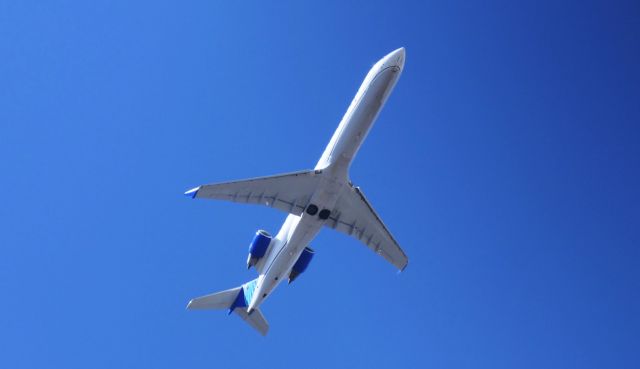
[326, 185, 408, 271]
[185, 170, 320, 216]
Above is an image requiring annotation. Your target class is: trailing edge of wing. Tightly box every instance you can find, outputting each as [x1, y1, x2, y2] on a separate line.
[185, 169, 321, 216]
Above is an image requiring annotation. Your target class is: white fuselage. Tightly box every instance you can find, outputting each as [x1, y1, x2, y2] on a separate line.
[247, 48, 405, 313]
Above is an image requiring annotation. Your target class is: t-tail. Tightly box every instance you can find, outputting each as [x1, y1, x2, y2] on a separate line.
[186, 278, 269, 336]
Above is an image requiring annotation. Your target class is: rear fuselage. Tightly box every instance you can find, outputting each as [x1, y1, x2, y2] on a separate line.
[247, 48, 405, 313]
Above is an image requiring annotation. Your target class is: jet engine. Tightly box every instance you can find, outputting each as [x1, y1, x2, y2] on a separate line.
[288, 247, 315, 284]
[246, 230, 272, 269]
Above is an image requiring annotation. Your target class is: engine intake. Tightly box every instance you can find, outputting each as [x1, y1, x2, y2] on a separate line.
[288, 247, 315, 284]
[247, 230, 272, 269]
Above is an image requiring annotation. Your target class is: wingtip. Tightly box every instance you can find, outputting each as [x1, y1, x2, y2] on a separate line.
[399, 261, 408, 273]
[184, 187, 200, 199]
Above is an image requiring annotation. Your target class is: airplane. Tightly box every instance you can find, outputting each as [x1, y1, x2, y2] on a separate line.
[184, 47, 408, 335]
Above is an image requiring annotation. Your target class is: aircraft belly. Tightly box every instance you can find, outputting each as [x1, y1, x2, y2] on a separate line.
[255, 63, 399, 302]
[253, 213, 324, 307]
[277, 216, 322, 274]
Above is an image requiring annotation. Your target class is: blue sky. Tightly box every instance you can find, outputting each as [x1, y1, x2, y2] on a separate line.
[1, 1, 639, 368]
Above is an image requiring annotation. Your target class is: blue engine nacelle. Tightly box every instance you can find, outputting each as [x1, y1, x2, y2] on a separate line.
[246, 230, 272, 269]
[288, 246, 315, 284]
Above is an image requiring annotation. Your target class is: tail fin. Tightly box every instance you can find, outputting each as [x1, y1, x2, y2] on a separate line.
[186, 279, 269, 336]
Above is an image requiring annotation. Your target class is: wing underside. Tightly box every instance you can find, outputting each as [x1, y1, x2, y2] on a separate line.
[186, 170, 407, 271]
[186, 169, 320, 216]
[326, 185, 408, 271]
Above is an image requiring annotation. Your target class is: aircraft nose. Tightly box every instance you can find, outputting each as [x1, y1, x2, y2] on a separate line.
[391, 47, 405, 69]
[381, 47, 405, 70]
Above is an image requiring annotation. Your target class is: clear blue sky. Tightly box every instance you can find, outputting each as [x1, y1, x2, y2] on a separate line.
[1, 1, 638, 368]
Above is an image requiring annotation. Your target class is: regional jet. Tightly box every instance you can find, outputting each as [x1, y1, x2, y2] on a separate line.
[185, 48, 408, 335]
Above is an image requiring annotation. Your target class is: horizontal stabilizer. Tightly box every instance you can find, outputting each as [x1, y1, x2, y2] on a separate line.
[187, 286, 241, 310]
[186, 280, 269, 335]
[235, 308, 269, 336]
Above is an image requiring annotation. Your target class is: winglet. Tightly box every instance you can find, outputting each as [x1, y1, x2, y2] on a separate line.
[186, 299, 195, 309]
[399, 261, 408, 273]
[184, 187, 200, 199]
